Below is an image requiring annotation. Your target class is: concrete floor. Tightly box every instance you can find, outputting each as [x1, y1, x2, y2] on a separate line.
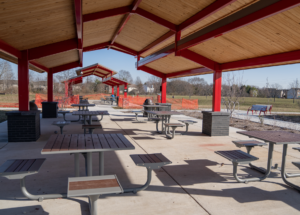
[0, 104, 299, 215]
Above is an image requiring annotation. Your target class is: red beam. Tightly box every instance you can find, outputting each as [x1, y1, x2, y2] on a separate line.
[139, 66, 166, 79]
[110, 47, 135, 56]
[222, 49, 300, 70]
[180, 49, 218, 70]
[0, 39, 21, 58]
[178, 0, 300, 51]
[51, 61, 80, 74]
[139, 31, 174, 56]
[166, 67, 211, 78]
[18, 50, 29, 111]
[28, 39, 78, 60]
[29, 60, 49, 72]
[83, 42, 110, 52]
[113, 43, 138, 55]
[97, 65, 114, 76]
[110, 13, 133, 46]
[47, 70, 53, 102]
[74, 0, 83, 67]
[178, 0, 236, 31]
[83, 6, 131, 22]
[135, 8, 176, 32]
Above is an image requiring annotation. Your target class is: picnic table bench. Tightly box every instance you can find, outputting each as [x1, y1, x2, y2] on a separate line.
[247, 105, 272, 115]
[164, 123, 185, 139]
[178, 120, 198, 134]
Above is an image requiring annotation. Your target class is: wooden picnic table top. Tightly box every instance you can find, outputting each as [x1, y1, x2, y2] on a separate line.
[41, 133, 135, 154]
[237, 131, 300, 145]
[145, 111, 183, 116]
[72, 111, 109, 116]
[71, 103, 95, 107]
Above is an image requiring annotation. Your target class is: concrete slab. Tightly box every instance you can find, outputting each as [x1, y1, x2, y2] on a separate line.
[0, 104, 299, 214]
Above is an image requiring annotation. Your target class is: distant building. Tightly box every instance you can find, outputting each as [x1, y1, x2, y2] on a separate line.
[128, 84, 137, 92]
[287, 88, 300, 99]
[143, 84, 154, 93]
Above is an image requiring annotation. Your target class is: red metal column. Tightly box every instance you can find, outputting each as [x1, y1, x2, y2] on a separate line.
[117, 85, 119, 97]
[47, 70, 53, 102]
[124, 84, 128, 98]
[212, 70, 222, 112]
[18, 50, 29, 111]
[161, 77, 167, 103]
[111, 86, 114, 95]
[65, 82, 69, 97]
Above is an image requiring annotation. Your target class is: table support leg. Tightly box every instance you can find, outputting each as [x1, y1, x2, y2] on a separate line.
[161, 116, 164, 132]
[89, 194, 100, 215]
[233, 143, 274, 183]
[246, 146, 267, 174]
[74, 153, 80, 177]
[89, 115, 92, 134]
[87, 152, 93, 176]
[60, 126, 63, 134]
[123, 168, 152, 194]
[280, 144, 300, 191]
[99, 152, 104, 175]
[83, 116, 86, 134]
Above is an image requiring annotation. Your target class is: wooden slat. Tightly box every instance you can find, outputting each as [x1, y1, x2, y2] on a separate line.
[51, 134, 65, 151]
[153, 153, 171, 163]
[91, 134, 103, 149]
[85, 134, 94, 149]
[14, 160, 30, 172]
[130, 155, 144, 165]
[110, 134, 126, 148]
[69, 179, 120, 191]
[69, 134, 79, 150]
[5, 160, 23, 172]
[60, 134, 72, 151]
[19, 159, 36, 172]
[98, 134, 110, 149]
[77, 134, 86, 150]
[42, 134, 58, 152]
[147, 154, 162, 163]
[104, 134, 118, 148]
[138, 155, 152, 163]
[116, 134, 133, 148]
[28, 159, 45, 172]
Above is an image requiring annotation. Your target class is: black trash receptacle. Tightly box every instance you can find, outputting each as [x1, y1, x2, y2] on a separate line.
[116, 96, 119, 106]
[42, 102, 58, 118]
[155, 103, 172, 111]
[143, 99, 153, 117]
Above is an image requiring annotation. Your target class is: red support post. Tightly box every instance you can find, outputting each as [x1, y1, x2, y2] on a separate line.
[175, 31, 181, 56]
[212, 70, 222, 112]
[117, 85, 120, 97]
[124, 84, 128, 98]
[18, 50, 29, 111]
[161, 77, 167, 103]
[111, 86, 114, 95]
[65, 82, 69, 98]
[47, 70, 53, 102]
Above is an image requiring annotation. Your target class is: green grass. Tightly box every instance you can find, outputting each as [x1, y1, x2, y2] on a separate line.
[166, 95, 300, 112]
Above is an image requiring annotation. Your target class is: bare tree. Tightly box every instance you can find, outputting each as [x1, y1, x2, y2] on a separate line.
[118, 70, 133, 83]
[222, 72, 245, 116]
[0, 60, 15, 92]
[147, 76, 161, 95]
[135, 76, 144, 94]
[189, 77, 207, 96]
[290, 78, 299, 103]
[203, 83, 213, 99]
[269, 83, 282, 102]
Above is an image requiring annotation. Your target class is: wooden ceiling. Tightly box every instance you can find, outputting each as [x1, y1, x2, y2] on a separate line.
[0, 0, 299, 78]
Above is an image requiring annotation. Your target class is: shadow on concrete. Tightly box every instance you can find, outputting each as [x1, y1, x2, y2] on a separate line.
[131, 136, 156, 140]
[111, 118, 134, 122]
[0, 205, 49, 215]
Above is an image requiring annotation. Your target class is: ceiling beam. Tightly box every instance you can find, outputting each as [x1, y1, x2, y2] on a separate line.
[83, 42, 110, 52]
[166, 67, 211, 78]
[0, 39, 21, 58]
[139, 66, 166, 79]
[109, 0, 143, 47]
[28, 39, 77, 61]
[51, 61, 80, 74]
[74, 0, 83, 67]
[110, 47, 135, 56]
[137, 0, 300, 68]
[83, 6, 131, 22]
[177, 0, 300, 51]
[113, 43, 138, 55]
[222, 49, 300, 71]
[135, 8, 176, 32]
[29, 61, 49, 73]
[180, 49, 219, 70]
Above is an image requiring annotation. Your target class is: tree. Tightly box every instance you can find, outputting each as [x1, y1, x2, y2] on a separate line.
[188, 77, 207, 96]
[135, 76, 144, 94]
[222, 72, 245, 117]
[290, 79, 299, 103]
[269, 83, 282, 102]
[0, 60, 15, 92]
[118, 70, 133, 83]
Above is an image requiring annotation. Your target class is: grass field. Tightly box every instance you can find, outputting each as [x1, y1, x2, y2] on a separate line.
[0, 93, 299, 113]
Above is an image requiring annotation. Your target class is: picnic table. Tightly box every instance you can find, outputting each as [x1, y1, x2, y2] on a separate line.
[41, 133, 135, 176]
[247, 104, 271, 115]
[141, 105, 167, 119]
[237, 130, 300, 191]
[145, 110, 183, 133]
[71, 103, 95, 111]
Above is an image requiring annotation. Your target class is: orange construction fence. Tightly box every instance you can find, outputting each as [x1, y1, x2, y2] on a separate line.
[35, 94, 79, 108]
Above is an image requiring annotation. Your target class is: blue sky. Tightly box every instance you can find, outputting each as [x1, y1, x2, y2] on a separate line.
[10, 49, 300, 89]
